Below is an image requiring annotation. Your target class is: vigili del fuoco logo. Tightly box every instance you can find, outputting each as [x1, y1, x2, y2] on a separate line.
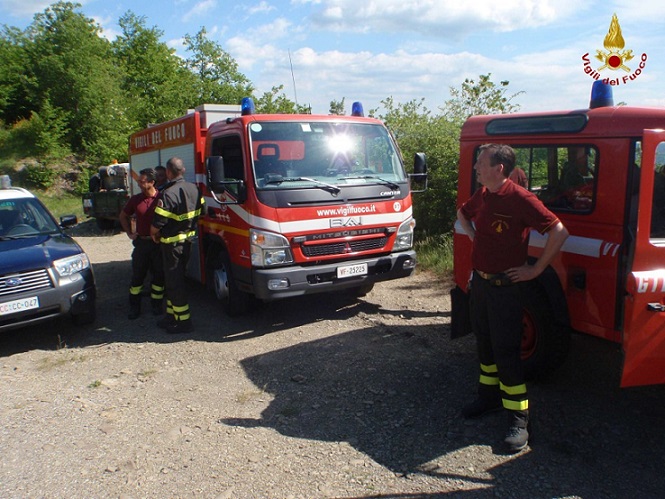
[581, 13, 647, 86]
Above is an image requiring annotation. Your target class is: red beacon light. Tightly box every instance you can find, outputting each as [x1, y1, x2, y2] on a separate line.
[351, 101, 364, 117]
[589, 80, 614, 109]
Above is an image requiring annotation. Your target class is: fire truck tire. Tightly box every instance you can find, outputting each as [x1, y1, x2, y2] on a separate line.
[520, 283, 571, 380]
[207, 249, 252, 317]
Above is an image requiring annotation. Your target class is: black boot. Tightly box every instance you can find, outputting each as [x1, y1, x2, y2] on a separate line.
[462, 384, 502, 419]
[165, 318, 193, 334]
[128, 296, 141, 320]
[504, 410, 529, 453]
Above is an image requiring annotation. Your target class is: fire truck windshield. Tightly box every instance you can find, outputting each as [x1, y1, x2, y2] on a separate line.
[249, 121, 406, 189]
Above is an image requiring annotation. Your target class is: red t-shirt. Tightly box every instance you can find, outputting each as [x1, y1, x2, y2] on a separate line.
[460, 180, 560, 273]
[122, 192, 160, 237]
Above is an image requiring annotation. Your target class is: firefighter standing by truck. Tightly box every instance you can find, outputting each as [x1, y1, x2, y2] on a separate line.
[456, 144, 569, 453]
[119, 168, 164, 320]
[150, 157, 203, 334]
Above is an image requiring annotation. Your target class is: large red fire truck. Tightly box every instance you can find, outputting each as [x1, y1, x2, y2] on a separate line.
[129, 101, 427, 316]
[452, 81, 665, 388]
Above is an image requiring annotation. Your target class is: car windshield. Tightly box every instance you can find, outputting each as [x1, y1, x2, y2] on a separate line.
[249, 121, 406, 190]
[0, 198, 60, 238]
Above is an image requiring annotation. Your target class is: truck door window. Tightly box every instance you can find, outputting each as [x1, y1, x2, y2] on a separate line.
[211, 135, 244, 197]
[650, 141, 665, 239]
[511, 145, 598, 213]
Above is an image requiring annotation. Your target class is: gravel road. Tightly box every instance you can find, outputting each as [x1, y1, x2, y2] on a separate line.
[1, 224, 665, 498]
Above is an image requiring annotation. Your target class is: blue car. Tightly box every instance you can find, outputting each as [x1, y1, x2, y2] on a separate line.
[0, 182, 96, 331]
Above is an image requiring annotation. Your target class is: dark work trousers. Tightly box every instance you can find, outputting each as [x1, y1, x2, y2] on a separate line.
[161, 241, 192, 322]
[129, 238, 164, 304]
[470, 273, 528, 412]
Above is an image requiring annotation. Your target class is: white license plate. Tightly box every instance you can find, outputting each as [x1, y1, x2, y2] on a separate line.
[336, 263, 368, 279]
[0, 296, 40, 316]
[83, 199, 93, 208]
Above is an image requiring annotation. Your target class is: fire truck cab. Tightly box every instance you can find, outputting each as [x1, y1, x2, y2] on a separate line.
[130, 100, 426, 317]
[452, 81, 665, 387]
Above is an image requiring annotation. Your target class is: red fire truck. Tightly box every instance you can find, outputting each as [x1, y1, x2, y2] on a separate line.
[452, 81, 665, 387]
[129, 101, 427, 316]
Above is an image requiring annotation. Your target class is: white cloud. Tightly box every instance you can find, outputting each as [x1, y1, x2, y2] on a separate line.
[0, 0, 93, 19]
[183, 0, 217, 23]
[249, 1, 276, 15]
[306, 0, 587, 37]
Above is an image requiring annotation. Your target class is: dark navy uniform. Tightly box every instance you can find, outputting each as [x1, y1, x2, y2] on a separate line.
[151, 177, 203, 332]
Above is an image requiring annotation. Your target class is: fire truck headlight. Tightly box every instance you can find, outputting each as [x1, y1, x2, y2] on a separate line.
[393, 218, 416, 251]
[250, 229, 294, 267]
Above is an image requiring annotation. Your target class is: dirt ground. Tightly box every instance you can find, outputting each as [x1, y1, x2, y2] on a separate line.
[1, 224, 665, 499]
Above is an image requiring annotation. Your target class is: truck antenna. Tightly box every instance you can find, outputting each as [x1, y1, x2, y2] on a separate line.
[289, 49, 299, 107]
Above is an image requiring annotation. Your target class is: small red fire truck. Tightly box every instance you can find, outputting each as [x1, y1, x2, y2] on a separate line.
[452, 81, 665, 387]
[129, 101, 427, 316]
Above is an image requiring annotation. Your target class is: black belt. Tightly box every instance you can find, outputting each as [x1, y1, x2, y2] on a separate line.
[475, 270, 513, 287]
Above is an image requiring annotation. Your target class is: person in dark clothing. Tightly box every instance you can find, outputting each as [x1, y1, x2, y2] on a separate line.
[456, 144, 569, 453]
[155, 165, 168, 191]
[119, 168, 164, 320]
[150, 157, 203, 334]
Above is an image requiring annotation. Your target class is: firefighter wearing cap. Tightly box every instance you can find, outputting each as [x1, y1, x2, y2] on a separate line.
[456, 143, 569, 453]
[119, 168, 164, 320]
[150, 157, 203, 334]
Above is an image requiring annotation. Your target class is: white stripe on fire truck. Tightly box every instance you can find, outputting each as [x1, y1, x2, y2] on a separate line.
[205, 195, 412, 234]
[454, 220, 613, 258]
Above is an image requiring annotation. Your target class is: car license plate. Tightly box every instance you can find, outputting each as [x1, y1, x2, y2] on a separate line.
[83, 199, 93, 208]
[0, 296, 40, 316]
[336, 263, 368, 279]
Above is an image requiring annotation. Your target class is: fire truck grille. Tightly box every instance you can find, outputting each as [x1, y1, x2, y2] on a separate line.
[302, 236, 388, 257]
[0, 269, 53, 298]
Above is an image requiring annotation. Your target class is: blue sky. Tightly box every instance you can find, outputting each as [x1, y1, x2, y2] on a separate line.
[1, 0, 664, 115]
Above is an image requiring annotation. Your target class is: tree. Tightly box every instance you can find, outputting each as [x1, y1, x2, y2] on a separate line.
[0, 26, 30, 125]
[113, 11, 196, 129]
[442, 73, 524, 124]
[329, 98, 345, 115]
[23, 1, 129, 162]
[183, 27, 253, 105]
[377, 97, 460, 235]
[254, 85, 298, 114]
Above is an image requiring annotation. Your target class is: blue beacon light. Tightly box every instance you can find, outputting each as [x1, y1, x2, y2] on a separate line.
[351, 101, 364, 117]
[589, 80, 614, 109]
[241, 97, 256, 115]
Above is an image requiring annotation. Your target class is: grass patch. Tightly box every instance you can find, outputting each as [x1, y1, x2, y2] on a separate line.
[37, 353, 86, 371]
[37, 191, 85, 221]
[414, 233, 454, 276]
[88, 380, 102, 389]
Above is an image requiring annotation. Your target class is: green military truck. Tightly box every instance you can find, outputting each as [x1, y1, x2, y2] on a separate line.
[82, 162, 130, 230]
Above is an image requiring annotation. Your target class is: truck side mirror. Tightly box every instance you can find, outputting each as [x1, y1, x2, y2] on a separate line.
[409, 152, 428, 193]
[206, 156, 247, 204]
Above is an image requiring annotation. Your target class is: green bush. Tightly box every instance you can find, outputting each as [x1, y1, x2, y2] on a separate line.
[22, 162, 57, 189]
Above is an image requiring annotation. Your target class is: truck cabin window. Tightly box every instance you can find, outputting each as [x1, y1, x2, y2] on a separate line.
[473, 145, 598, 214]
[248, 122, 405, 189]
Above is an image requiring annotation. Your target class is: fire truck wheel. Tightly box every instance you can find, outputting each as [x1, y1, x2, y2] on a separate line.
[207, 249, 252, 317]
[520, 283, 571, 380]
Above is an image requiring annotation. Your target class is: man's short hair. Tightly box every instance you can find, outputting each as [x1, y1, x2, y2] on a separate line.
[139, 168, 156, 183]
[479, 143, 516, 177]
[166, 157, 186, 177]
[155, 165, 166, 174]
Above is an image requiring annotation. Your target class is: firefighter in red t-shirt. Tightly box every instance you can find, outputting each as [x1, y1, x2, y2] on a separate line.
[456, 144, 569, 453]
[119, 168, 164, 320]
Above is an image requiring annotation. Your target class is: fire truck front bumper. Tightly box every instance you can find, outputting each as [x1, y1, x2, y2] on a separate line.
[252, 250, 417, 300]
